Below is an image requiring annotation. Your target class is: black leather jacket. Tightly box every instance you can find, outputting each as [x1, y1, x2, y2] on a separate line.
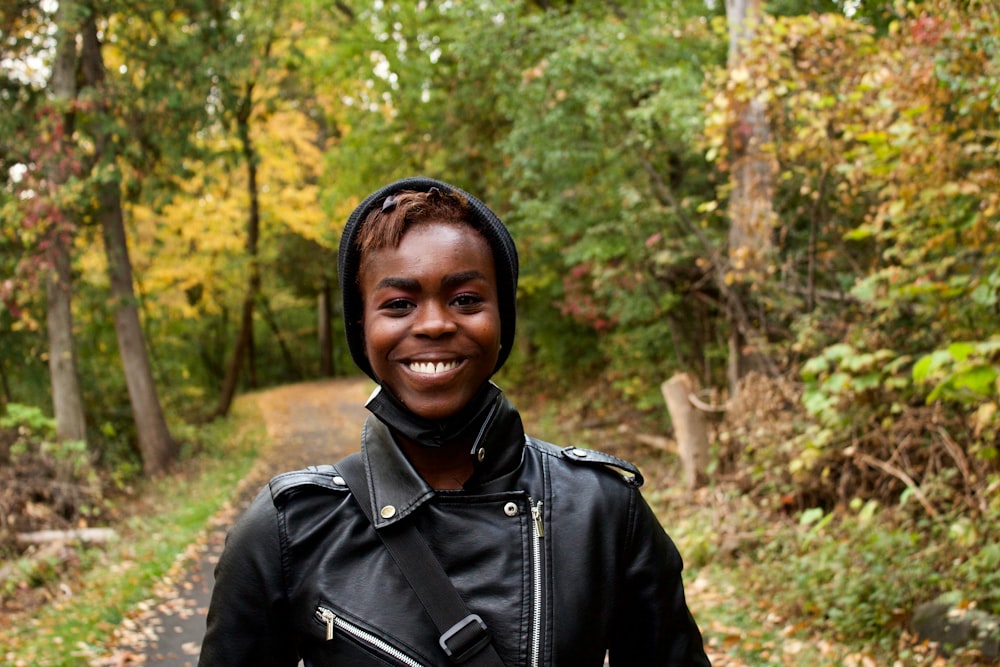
[199, 395, 710, 666]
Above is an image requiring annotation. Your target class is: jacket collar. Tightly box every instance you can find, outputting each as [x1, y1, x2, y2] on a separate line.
[360, 391, 526, 529]
[365, 382, 502, 447]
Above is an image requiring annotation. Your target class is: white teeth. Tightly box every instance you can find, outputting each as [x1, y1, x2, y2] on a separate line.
[409, 361, 459, 375]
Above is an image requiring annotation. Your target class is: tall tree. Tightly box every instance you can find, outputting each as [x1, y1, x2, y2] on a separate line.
[1, 0, 89, 441]
[79, 9, 177, 474]
[208, 0, 284, 419]
[213, 78, 265, 418]
[723, 0, 779, 395]
[43, 0, 87, 444]
[209, 0, 350, 415]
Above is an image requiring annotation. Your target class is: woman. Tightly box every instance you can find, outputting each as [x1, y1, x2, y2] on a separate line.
[198, 177, 711, 666]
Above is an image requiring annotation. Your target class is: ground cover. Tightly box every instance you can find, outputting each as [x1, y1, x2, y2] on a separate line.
[510, 382, 998, 666]
[0, 398, 263, 667]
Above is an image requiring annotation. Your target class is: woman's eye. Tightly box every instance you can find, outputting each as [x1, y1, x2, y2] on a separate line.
[382, 299, 414, 312]
[452, 294, 483, 308]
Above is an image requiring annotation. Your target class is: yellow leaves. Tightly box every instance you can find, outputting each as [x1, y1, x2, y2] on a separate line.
[69, 94, 331, 325]
[521, 58, 549, 84]
[730, 66, 750, 84]
[255, 110, 328, 242]
[973, 402, 998, 437]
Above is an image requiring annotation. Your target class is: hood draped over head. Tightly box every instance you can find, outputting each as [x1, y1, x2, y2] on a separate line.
[338, 176, 519, 383]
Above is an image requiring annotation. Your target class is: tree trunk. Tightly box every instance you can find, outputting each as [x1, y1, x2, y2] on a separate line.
[214, 88, 261, 418]
[215, 294, 255, 417]
[0, 358, 11, 407]
[97, 185, 178, 475]
[661, 373, 710, 490]
[45, 6, 88, 445]
[260, 296, 301, 380]
[725, 0, 777, 399]
[318, 278, 335, 377]
[82, 16, 177, 476]
[46, 241, 87, 443]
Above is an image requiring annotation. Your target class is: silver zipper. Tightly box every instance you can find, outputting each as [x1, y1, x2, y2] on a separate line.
[528, 497, 544, 667]
[315, 606, 425, 667]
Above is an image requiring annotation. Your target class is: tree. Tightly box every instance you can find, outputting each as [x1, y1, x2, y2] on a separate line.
[43, 2, 87, 445]
[205, 0, 347, 416]
[212, 76, 265, 418]
[722, 0, 779, 396]
[79, 10, 178, 474]
[703, 1, 1000, 511]
[1, 0, 89, 443]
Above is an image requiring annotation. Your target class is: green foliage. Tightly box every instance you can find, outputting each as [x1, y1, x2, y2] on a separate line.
[0, 402, 56, 438]
[668, 478, 1000, 662]
[1, 403, 92, 481]
[490, 2, 725, 401]
[912, 339, 1000, 405]
[764, 504, 1000, 645]
[702, 1, 1000, 521]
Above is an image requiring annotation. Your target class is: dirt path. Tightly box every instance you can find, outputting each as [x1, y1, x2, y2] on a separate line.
[97, 378, 371, 666]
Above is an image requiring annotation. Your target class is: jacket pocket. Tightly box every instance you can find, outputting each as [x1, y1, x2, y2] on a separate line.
[314, 603, 429, 667]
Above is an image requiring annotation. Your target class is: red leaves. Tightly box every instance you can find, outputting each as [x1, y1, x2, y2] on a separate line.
[557, 262, 618, 333]
[910, 15, 944, 46]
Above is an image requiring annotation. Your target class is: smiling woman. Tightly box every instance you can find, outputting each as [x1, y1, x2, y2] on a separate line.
[198, 177, 711, 667]
[360, 221, 501, 423]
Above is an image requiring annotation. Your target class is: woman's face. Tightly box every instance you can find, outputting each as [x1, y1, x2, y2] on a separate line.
[360, 222, 501, 421]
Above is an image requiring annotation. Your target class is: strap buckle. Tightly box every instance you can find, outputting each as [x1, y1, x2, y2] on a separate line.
[439, 613, 490, 663]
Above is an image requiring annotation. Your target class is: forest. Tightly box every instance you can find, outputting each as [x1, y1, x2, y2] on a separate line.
[1, 0, 999, 663]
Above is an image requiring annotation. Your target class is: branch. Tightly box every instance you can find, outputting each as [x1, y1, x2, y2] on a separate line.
[334, 2, 355, 21]
[17, 528, 117, 545]
[856, 452, 938, 517]
[785, 285, 859, 304]
[688, 392, 730, 413]
[641, 156, 782, 379]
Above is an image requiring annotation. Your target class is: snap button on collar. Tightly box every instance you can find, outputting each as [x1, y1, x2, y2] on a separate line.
[503, 502, 518, 517]
[380, 505, 397, 519]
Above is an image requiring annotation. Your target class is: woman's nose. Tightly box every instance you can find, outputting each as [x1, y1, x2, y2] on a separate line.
[412, 301, 458, 338]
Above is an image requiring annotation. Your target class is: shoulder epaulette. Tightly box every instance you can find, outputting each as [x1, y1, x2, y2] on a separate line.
[269, 464, 349, 499]
[559, 446, 644, 488]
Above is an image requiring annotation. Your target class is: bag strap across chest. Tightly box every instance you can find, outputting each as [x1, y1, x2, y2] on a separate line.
[337, 453, 506, 667]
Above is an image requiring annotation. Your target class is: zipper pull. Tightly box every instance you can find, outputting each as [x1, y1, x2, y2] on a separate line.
[530, 499, 544, 538]
[316, 606, 336, 640]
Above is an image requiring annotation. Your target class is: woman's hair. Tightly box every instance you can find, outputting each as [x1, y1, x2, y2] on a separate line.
[355, 187, 481, 259]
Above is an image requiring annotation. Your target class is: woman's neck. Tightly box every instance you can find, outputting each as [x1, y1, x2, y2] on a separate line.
[365, 382, 501, 489]
[395, 433, 474, 490]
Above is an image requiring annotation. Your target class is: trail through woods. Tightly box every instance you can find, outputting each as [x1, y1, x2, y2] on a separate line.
[96, 378, 370, 666]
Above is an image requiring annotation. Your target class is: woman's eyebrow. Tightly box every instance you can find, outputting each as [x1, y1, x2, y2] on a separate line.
[441, 270, 488, 289]
[374, 276, 420, 291]
[373, 271, 487, 292]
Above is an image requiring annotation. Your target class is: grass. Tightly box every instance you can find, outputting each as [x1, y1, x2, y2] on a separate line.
[0, 396, 265, 667]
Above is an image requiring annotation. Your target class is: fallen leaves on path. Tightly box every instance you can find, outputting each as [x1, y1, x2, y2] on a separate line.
[89, 379, 371, 666]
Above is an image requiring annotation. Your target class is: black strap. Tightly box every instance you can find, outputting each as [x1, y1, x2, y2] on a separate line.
[338, 454, 506, 667]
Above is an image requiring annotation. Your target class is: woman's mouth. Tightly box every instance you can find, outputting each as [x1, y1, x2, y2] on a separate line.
[408, 360, 460, 375]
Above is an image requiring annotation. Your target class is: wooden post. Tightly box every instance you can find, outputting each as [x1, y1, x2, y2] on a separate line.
[661, 373, 710, 489]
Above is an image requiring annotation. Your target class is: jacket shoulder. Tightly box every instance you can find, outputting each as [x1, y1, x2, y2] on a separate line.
[268, 463, 350, 499]
[527, 437, 644, 488]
